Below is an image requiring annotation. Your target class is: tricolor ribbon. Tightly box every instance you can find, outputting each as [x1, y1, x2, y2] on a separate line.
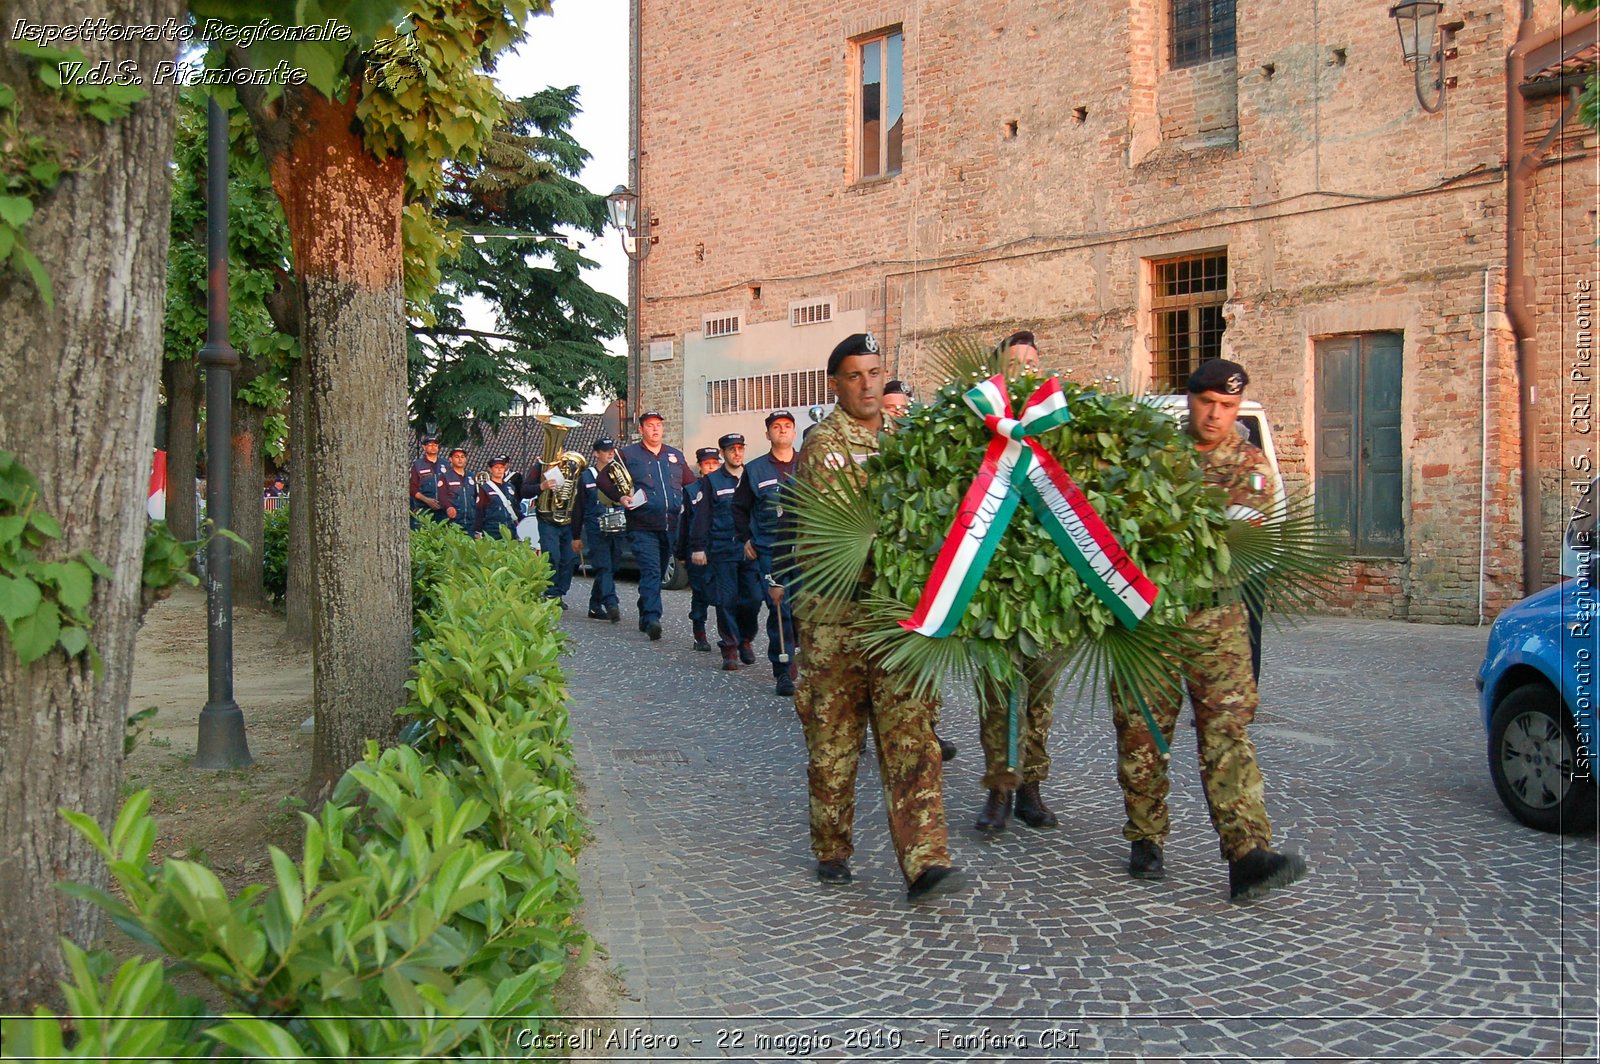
[900, 375, 1161, 638]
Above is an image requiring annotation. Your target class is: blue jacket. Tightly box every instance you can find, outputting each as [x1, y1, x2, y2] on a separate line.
[675, 478, 707, 560]
[732, 451, 797, 574]
[437, 467, 478, 533]
[475, 477, 520, 540]
[691, 467, 744, 562]
[620, 441, 694, 534]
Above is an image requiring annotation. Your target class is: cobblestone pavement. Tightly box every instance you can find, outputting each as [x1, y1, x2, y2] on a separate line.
[559, 576, 1599, 1062]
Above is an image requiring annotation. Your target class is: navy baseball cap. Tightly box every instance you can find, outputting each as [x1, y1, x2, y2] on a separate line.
[448, 444, 467, 455]
[695, 446, 721, 463]
[639, 410, 664, 423]
[593, 436, 617, 452]
[421, 432, 440, 444]
[718, 433, 745, 449]
[765, 409, 796, 427]
[489, 453, 510, 466]
[1186, 359, 1250, 395]
[827, 332, 879, 375]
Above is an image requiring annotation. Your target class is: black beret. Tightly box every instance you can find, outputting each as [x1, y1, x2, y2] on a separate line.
[592, 436, 617, 452]
[883, 379, 910, 397]
[718, 433, 745, 449]
[997, 330, 1036, 353]
[1186, 358, 1250, 395]
[827, 332, 880, 376]
[695, 447, 721, 463]
[765, 409, 796, 426]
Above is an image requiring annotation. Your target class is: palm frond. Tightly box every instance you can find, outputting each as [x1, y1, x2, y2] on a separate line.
[926, 333, 1005, 390]
[781, 471, 877, 611]
[849, 593, 986, 703]
[1215, 492, 1348, 618]
[1056, 619, 1194, 744]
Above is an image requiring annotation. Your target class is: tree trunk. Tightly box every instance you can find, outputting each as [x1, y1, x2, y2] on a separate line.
[261, 87, 411, 801]
[165, 357, 199, 542]
[285, 354, 314, 643]
[230, 398, 267, 608]
[0, 0, 181, 1012]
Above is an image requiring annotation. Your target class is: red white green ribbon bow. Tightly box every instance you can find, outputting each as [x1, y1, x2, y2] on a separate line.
[900, 375, 1160, 638]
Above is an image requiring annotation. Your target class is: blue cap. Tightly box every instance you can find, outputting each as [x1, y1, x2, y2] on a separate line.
[695, 447, 721, 463]
[593, 436, 617, 452]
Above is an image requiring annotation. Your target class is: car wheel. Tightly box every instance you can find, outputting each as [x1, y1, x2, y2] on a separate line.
[1488, 684, 1597, 834]
[662, 554, 689, 591]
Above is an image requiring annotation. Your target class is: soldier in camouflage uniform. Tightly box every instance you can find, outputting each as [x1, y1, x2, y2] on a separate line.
[974, 647, 1069, 833]
[1111, 358, 1308, 904]
[787, 332, 965, 903]
[974, 331, 1065, 834]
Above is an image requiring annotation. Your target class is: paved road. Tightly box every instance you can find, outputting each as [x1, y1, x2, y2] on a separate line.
[560, 576, 1599, 1062]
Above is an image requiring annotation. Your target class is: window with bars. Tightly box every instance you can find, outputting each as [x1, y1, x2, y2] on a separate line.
[705, 369, 832, 416]
[1171, 0, 1236, 69]
[856, 28, 904, 181]
[1150, 251, 1228, 393]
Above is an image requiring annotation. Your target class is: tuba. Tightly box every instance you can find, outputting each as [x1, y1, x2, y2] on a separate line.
[593, 454, 634, 533]
[535, 414, 586, 526]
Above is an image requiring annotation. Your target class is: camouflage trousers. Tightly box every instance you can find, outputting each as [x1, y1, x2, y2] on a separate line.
[1110, 604, 1272, 861]
[794, 619, 951, 883]
[976, 648, 1069, 790]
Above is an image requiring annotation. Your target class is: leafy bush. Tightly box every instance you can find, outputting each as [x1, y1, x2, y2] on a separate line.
[5, 529, 583, 1059]
[262, 504, 289, 605]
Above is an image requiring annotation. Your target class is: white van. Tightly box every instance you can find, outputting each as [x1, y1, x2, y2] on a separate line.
[1137, 394, 1287, 516]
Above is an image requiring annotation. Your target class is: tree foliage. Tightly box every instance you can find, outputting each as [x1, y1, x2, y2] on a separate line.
[411, 86, 626, 440]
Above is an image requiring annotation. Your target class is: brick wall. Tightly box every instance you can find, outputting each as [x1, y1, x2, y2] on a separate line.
[633, 0, 1590, 622]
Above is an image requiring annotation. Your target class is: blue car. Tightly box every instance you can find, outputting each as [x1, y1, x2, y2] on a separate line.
[1478, 575, 1599, 832]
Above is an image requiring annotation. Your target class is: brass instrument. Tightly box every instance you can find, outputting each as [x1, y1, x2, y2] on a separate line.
[535, 414, 586, 526]
[594, 455, 634, 532]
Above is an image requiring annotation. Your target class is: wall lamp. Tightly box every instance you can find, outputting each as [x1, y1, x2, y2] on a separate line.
[1390, 0, 1447, 112]
[605, 183, 656, 262]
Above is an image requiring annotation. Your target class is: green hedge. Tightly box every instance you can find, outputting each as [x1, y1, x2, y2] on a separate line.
[3, 526, 582, 1059]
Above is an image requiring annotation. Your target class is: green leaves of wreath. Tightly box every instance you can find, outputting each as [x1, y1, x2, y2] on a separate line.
[782, 334, 1347, 720]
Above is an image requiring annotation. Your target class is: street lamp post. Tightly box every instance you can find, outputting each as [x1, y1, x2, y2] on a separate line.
[1390, 1, 1448, 112]
[193, 96, 252, 771]
[605, 184, 655, 433]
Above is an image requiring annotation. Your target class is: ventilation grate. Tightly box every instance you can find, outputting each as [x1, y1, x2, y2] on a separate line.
[789, 299, 834, 327]
[703, 313, 741, 339]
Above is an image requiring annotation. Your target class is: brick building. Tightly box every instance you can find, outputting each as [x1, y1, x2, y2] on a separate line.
[622, 0, 1597, 621]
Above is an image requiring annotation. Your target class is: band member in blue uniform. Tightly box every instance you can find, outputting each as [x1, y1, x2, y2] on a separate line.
[409, 433, 448, 527]
[475, 453, 520, 541]
[621, 410, 695, 640]
[693, 432, 763, 671]
[437, 444, 478, 535]
[679, 446, 722, 651]
[572, 437, 627, 622]
[732, 410, 801, 696]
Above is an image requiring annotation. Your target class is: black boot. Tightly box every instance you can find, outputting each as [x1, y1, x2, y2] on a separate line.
[974, 789, 1012, 834]
[693, 625, 711, 652]
[1129, 839, 1165, 880]
[720, 646, 740, 671]
[816, 859, 851, 884]
[1013, 781, 1058, 829]
[738, 640, 756, 665]
[907, 865, 967, 902]
[1228, 848, 1308, 904]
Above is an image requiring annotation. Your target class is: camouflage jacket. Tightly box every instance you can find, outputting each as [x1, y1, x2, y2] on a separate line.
[1197, 429, 1277, 518]
[792, 407, 886, 622]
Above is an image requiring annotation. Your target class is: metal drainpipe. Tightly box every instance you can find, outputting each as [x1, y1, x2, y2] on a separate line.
[1506, 19, 1541, 597]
